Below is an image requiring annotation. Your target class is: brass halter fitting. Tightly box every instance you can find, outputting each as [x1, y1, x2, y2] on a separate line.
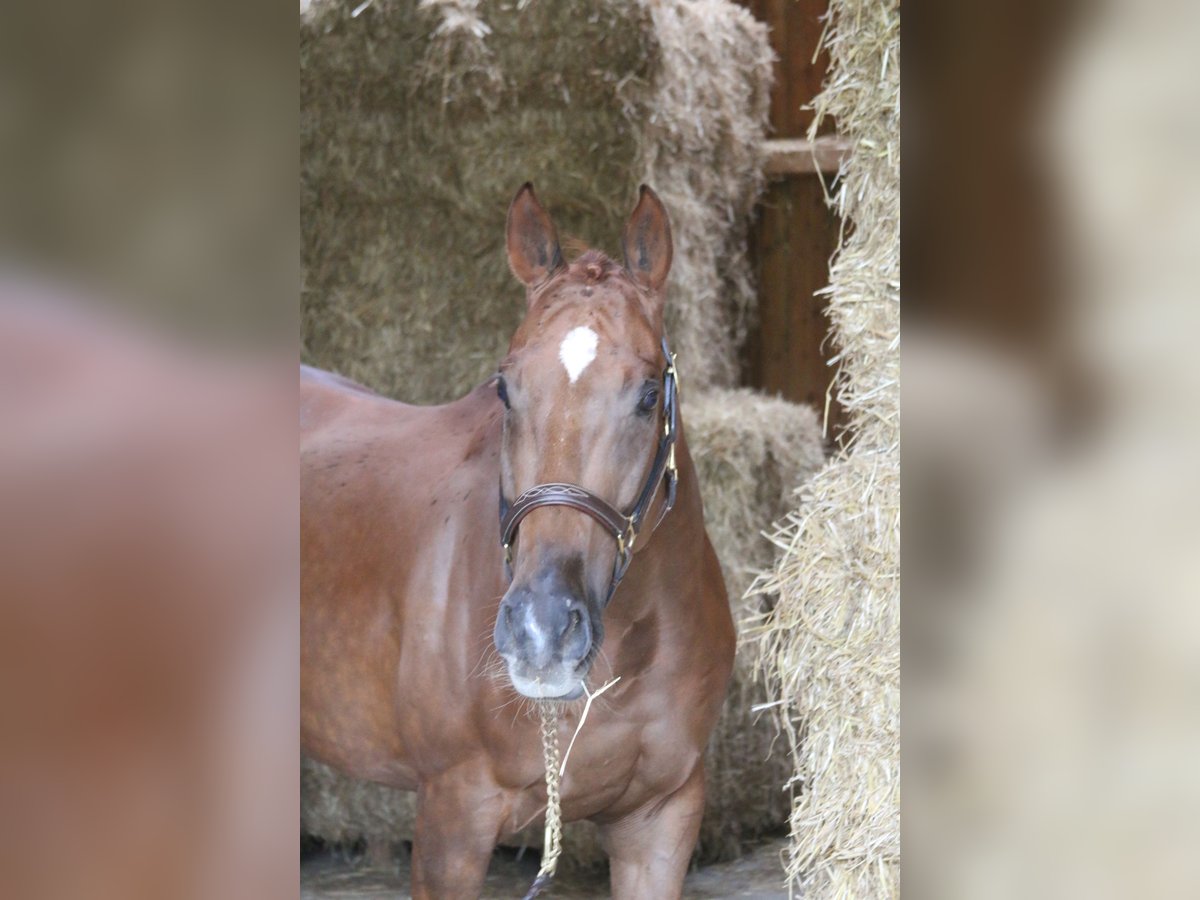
[619, 518, 638, 557]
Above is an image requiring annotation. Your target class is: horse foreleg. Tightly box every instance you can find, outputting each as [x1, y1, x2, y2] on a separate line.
[410, 773, 504, 900]
[600, 764, 706, 900]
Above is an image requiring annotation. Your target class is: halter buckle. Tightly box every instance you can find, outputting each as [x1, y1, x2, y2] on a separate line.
[618, 518, 638, 557]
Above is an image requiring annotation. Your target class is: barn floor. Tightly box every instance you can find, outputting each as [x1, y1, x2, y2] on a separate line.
[300, 837, 790, 899]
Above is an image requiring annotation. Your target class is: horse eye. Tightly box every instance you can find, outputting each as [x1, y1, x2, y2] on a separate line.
[496, 376, 510, 409]
[638, 386, 659, 414]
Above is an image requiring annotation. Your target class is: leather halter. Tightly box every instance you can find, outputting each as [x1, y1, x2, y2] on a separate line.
[499, 337, 680, 605]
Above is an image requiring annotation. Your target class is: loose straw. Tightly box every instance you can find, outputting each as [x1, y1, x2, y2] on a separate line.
[521, 676, 621, 900]
[560, 676, 620, 776]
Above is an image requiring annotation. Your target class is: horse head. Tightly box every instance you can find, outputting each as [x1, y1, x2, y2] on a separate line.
[492, 183, 675, 700]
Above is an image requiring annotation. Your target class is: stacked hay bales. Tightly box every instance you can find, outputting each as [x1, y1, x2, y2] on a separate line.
[682, 389, 825, 859]
[300, 0, 825, 869]
[749, 0, 901, 895]
[301, 0, 771, 402]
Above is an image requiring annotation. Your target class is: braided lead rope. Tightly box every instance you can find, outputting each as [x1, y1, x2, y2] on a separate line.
[520, 677, 622, 900]
[521, 705, 562, 900]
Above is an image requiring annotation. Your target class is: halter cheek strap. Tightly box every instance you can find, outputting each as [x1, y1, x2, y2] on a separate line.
[499, 337, 679, 605]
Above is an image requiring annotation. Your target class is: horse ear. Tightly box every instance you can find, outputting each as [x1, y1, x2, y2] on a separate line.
[506, 183, 564, 289]
[620, 185, 673, 294]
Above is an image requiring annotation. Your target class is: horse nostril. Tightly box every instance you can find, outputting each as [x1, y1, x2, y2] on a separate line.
[503, 604, 516, 633]
[559, 606, 590, 663]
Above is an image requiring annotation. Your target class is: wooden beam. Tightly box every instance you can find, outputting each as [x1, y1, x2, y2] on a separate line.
[744, 176, 844, 433]
[763, 136, 853, 176]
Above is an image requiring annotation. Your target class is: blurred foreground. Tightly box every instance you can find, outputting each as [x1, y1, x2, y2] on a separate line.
[905, 1, 1200, 897]
[0, 288, 297, 900]
[0, 1, 296, 898]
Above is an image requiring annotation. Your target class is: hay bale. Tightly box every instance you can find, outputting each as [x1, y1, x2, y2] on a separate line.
[687, 389, 825, 607]
[300, 387, 826, 867]
[300, 0, 771, 403]
[301, 755, 414, 852]
[686, 389, 826, 860]
[748, 0, 901, 895]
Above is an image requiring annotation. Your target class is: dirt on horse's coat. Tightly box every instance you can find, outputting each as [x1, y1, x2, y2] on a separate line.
[300, 185, 734, 899]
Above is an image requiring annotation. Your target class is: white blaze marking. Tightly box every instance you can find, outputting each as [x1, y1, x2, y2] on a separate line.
[558, 326, 598, 384]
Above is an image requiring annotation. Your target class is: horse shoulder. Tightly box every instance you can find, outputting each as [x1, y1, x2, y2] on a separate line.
[301, 377, 506, 782]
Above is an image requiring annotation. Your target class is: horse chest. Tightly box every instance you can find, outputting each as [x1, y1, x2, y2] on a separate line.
[488, 691, 697, 830]
[498, 731, 646, 831]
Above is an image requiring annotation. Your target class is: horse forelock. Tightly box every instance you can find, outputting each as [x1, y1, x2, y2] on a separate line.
[511, 249, 657, 363]
[570, 249, 622, 282]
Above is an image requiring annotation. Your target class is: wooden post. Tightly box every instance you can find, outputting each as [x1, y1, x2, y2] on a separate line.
[737, 0, 846, 438]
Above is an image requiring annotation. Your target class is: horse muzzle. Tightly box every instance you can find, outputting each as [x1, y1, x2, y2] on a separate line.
[493, 574, 600, 700]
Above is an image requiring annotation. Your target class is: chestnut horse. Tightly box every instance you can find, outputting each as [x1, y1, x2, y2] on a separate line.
[300, 185, 735, 898]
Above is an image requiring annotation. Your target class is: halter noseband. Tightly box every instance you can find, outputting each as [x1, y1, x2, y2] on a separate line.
[499, 337, 680, 605]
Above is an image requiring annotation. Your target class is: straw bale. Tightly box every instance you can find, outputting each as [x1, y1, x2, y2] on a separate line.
[300, 0, 771, 404]
[687, 389, 825, 608]
[747, 0, 901, 895]
[685, 388, 827, 860]
[301, 754, 414, 851]
[635, 0, 773, 392]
